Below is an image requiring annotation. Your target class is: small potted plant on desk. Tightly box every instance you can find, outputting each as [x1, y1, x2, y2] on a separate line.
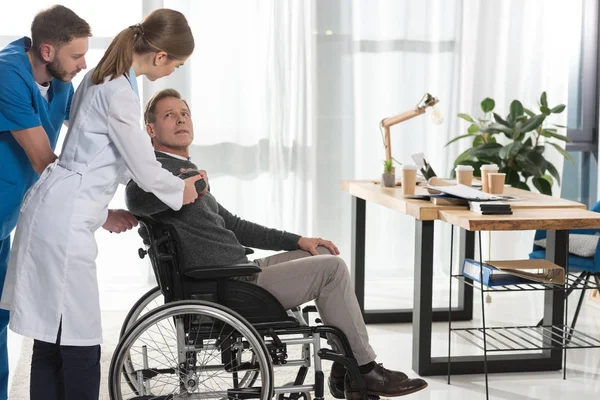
[382, 159, 396, 187]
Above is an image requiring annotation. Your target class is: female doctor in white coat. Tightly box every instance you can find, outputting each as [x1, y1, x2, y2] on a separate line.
[0, 8, 203, 400]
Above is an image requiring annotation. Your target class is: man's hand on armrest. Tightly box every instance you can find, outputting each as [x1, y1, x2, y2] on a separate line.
[11, 126, 57, 174]
[298, 237, 340, 256]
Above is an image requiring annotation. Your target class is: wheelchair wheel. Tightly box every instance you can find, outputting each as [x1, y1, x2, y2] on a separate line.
[109, 300, 273, 400]
[120, 286, 164, 395]
[121, 287, 260, 395]
[120, 286, 163, 338]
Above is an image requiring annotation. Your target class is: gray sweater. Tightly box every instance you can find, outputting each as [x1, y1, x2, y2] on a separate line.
[125, 152, 301, 269]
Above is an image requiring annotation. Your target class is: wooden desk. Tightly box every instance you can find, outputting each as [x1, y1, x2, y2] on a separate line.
[440, 208, 599, 231]
[342, 180, 600, 376]
[341, 181, 585, 220]
[341, 181, 465, 220]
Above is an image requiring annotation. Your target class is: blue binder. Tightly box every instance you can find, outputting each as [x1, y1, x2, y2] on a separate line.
[462, 259, 536, 286]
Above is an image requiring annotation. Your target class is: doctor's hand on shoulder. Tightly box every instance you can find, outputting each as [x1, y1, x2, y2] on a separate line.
[181, 168, 209, 198]
[103, 209, 138, 233]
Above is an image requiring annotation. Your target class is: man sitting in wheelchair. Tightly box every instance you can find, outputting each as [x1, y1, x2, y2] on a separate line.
[124, 88, 427, 399]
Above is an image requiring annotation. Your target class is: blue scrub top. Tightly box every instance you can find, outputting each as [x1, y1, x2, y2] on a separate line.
[0, 37, 74, 239]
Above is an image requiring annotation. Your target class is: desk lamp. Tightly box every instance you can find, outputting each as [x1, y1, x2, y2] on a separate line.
[380, 93, 443, 172]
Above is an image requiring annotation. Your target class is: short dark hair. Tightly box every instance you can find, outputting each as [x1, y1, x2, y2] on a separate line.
[144, 89, 191, 124]
[31, 5, 91, 54]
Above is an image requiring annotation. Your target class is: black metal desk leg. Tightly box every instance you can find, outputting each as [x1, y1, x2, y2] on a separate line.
[412, 220, 435, 374]
[543, 230, 567, 369]
[351, 196, 366, 314]
[457, 229, 474, 320]
[349, 199, 473, 325]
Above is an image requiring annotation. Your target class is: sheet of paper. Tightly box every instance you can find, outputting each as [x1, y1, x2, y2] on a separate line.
[426, 184, 503, 201]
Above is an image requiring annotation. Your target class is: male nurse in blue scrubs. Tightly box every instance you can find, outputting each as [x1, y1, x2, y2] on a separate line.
[0, 5, 90, 398]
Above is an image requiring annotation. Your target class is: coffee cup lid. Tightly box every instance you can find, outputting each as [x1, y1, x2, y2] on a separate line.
[481, 164, 499, 170]
[455, 165, 474, 171]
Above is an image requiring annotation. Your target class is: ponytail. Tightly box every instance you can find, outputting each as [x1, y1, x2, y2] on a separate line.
[91, 25, 140, 84]
[92, 9, 194, 85]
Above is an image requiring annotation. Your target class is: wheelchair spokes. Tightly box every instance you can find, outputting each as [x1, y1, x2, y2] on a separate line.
[109, 301, 274, 400]
[121, 286, 164, 337]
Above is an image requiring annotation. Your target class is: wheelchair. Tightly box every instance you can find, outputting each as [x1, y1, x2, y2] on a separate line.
[108, 216, 374, 400]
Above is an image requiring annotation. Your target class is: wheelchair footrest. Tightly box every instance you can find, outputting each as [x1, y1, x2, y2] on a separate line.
[317, 349, 366, 393]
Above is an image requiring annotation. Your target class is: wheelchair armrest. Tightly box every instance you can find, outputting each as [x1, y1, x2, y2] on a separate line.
[184, 263, 261, 280]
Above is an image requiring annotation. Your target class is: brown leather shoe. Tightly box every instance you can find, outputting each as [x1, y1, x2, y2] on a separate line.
[329, 362, 411, 399]
[328, 362, 347, 399]
[344, 363, 427, 399]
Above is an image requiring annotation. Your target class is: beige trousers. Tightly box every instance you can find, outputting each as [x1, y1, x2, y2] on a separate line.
[252, 247, 376, 365]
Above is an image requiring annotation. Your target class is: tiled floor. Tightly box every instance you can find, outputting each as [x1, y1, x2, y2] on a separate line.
[8, 236, 600, 399]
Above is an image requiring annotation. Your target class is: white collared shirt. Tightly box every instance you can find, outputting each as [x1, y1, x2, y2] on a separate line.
[156, 150, 189, 161]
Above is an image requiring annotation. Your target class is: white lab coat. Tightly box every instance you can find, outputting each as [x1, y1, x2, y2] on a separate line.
[0, 69, 185, 346]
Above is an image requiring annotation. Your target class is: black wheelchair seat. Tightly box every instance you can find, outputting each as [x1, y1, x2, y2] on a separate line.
[136, 216, 299, 330]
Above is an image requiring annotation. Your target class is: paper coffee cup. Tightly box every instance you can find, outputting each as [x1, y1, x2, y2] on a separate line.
[488, 173, 506, 194]
[455, 165, 474, 187]
[401, 164, 418, 195]
[480, 164, 499, 193]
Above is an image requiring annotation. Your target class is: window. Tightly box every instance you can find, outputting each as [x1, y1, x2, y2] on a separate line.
[562, 0, 598, 207]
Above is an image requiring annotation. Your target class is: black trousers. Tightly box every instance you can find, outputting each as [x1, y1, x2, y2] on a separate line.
[30, 323, 101, 400]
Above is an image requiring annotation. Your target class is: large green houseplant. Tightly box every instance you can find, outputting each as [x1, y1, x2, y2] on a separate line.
[446, 92, 572, 195]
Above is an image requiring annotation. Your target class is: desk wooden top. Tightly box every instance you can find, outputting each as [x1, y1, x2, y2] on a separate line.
[340, 181, 463, 220]
[341, 181, 586, 221]
[439, 208, 600, 231]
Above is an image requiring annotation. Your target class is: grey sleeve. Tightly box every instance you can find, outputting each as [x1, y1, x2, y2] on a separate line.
[218, 203, 301, 251]
[125, 178, 175, 216]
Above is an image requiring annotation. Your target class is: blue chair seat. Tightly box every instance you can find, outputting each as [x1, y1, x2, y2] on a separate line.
[529, 249, 596, 273]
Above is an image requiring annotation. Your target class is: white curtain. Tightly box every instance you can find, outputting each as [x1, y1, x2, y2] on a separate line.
[348, 1, 462, 296]
[156, 0, 315, 257]
[453, 0, 576, 261]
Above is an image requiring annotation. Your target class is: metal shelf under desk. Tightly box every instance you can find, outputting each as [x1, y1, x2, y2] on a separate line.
[451, 273, 600, 292]
[452, 324, 600, 352]
[446, 229, 599, 400]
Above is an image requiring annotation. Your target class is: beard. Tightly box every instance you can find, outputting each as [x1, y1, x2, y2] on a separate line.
[46, 59, 80, 82]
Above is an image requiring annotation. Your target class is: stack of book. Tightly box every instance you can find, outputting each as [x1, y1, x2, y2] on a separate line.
[469, 201, 512, 215]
